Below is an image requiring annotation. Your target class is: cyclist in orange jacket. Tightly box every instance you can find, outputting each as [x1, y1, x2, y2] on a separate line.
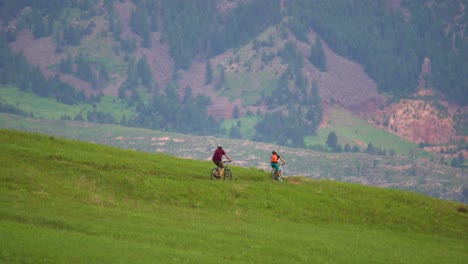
[271, 149, 286, 178]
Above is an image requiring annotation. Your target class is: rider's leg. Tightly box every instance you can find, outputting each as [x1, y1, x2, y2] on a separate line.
[217, 161, 225, 177]
[271, 163, 280, 178]
[214, 161, 222, 178]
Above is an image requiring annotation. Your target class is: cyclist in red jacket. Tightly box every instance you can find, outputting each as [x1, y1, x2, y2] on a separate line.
[212, 145, 232, 178]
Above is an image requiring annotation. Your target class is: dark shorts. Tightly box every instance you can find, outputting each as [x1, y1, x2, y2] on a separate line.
[213, 160, 224, 168]
[271, 162, 280, 172]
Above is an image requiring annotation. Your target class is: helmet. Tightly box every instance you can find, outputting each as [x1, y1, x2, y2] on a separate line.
[218, 145, 223, 149]
[272, 149, 277, 154]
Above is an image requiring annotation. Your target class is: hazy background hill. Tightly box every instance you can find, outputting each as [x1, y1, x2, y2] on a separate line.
[0, 0, 466, 201]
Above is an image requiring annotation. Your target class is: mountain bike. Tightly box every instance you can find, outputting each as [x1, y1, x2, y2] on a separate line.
[271, 163, 286, 182]
[211, 160, 232, 181]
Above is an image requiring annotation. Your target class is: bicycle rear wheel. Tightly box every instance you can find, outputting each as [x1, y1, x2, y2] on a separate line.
[211, 168, 219, 180]
[224, 169, 232, 181]
[271, 170, 276, 180]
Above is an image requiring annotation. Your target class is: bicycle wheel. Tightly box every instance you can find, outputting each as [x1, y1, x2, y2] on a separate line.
[224, 169, 232, 181]
[271, 170, 276, 180]
[211, 168, 219, 180]
[278, 169, 286, 182]
[278, 175, 284, 182]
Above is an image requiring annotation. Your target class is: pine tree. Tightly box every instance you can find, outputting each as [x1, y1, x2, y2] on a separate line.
[232, 106, 240, 118]
[32, 10, 47, 38]
[326, 132, 338, 150]
[137, 56, 153, 89]
[205, 60, 213, 84]
[305, 79, 323, 132]
[59, 53, 73, 74]
[310, 36, 326, 72]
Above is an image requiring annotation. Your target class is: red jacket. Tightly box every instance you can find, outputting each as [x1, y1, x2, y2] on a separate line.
[212, 148, 225, 161]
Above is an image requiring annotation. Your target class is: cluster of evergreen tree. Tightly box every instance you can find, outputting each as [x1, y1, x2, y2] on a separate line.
[325, 132, 395, 156]
[254, 41, 323, 147]
[405, 0, 468, 107]
[287, 0, 467, 106]
[268, 41, 307, 106]
[63, 109, 116, 125]
[106, 0, 123, 41]
[309, 36, 327, 72]
[118, 56, 153, 92]
[0, 0, 70, 30]
[450, 153, 465, 168]
[159, 0, 281, 70]
[128, 81, 220, 135]
[0, 0, 99, 50]
[0, 37, 87, 105]
[58, 52, 110, 90]
[0, 99, 33, 117]
[253, 106, 307, 148]
[129, 0, 159, 48]
[453, 109, 468, 135]
[86, 110, 116, 124]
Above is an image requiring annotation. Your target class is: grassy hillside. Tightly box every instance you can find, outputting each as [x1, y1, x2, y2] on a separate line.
[1, 113, 466, 202]
[0, 85, 134, 122]
[1, 128, 467, 263]
[305, 106, 420, 155]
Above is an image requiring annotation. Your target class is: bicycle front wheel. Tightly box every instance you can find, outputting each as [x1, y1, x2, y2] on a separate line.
[224, 169, 232, 181]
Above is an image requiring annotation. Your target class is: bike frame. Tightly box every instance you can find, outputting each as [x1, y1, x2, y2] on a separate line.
[211, 160, 232, 181]
[271, 163, 285, 182]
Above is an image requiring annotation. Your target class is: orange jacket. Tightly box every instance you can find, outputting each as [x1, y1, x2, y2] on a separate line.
[271, 154, 279, 163]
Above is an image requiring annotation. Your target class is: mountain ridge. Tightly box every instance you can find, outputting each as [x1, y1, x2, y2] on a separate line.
[3, 0, 465, 149]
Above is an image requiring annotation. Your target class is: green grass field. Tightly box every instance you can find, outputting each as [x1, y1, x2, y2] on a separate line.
[0, 85, 134, 122]
[0, 112, 465, 202]
[306, 107, 420, 155]
[1, 128, 467, 263]
[221, 115, 259, 139]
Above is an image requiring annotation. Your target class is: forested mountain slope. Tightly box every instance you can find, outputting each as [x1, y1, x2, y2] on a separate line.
[0, 0, 466, 152]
